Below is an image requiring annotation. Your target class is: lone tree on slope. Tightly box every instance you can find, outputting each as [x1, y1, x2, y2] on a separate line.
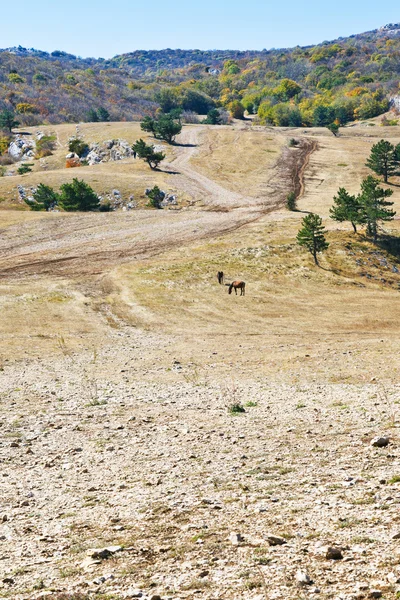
[330, 187, 363, 233]
[132, 139, 165, 170]
[297, 213, 329, 265]
[366, 139, 398, 184]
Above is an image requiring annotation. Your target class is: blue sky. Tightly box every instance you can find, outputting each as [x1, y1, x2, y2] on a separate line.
[2, 1, 399, 58]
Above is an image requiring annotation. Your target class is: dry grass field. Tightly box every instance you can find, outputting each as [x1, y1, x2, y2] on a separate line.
[2, 117, 400, 600]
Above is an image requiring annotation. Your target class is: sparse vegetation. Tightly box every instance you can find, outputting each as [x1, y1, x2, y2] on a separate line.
[229, 403, 246, 414]
[17, 163, 33, 175]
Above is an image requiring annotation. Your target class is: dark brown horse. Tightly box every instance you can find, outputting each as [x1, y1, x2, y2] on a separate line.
[217, 271, 224, 285]
[228, 281, 245, 296]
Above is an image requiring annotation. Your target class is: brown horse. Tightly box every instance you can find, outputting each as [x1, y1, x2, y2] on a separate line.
[217, 271, 224, 285]
[228, 281, 245, 296]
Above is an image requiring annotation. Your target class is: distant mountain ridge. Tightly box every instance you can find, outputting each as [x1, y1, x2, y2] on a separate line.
[0, 23, 399, 125]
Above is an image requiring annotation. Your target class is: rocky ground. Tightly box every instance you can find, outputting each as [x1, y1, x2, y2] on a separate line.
[1, 320, 400, 600]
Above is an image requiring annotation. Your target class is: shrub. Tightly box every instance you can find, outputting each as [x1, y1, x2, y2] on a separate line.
[0, 166, 6, 177]
[17, 163, 33, 175]
[16, 103, 37, 114]
[8, 73, 24, 84]
[228, 100, 245, 119]
[0, 155, 13, 166]
[146, 185, 165, 209]
[229, 403, 246, 414]
[0, 136, 11, 155]
[66, 158, 81, 168]
[35, 135, 56, 158]
[288, 138, 299, 147]
[68, 138, 89, 157]
[203, 108, 222, 125]
[286, 192, 297, 211]
[99, 200, 113, 212]
[24, 183, 59, 211]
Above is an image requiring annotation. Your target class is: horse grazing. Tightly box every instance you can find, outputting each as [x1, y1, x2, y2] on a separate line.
[228, 281, 246, 296]
[217, 271, 224, 285]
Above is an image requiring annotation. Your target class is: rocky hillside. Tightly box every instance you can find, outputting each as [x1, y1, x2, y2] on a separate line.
[0, 23, 400, 124]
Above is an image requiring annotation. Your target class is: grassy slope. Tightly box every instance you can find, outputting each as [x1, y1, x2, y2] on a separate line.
[1, 119, 400, 385]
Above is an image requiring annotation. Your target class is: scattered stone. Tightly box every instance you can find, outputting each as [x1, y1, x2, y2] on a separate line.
[265, 533, 287, 546]
[325, 546, 343, 560]
[88, 546, 123, 560]
[229, 532, 243, 545]
[369, 591, 382, 599]
[371, 437, 389, 448]
[296, 570, 312, 585]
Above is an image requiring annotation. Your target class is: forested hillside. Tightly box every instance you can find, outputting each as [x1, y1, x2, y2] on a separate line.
[0, 23, 399, 125]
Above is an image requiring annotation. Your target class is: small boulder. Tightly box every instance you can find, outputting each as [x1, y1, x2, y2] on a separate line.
[325, 546, 343, 560]
[296, 570, 312, 585]
[265, 533, 287, 546]
[229, 532, 243, 545]
[371, 437, 389, 448]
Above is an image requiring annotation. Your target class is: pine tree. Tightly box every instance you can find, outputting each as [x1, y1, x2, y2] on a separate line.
[132, 139, 165, 170]
[59, 178, 100, 211]
[24, 183, 59, 211]
[330, 187, 363, 233]
[358, 176, 395, 242]
[97, 107, 110, 122]
[87, 108, 99, 122]
[140, 116, 157, 136]
[297, 213, 329, 265]
[0, 109, 19, 133]
[146, 185, 165, 209]
[327, 122, 340, 137]
[366, 139, 397, 183]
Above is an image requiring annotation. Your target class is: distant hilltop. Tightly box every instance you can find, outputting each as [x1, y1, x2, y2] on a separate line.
[2, 24, 400, 59]
[378, 23, 400, 36]
[1, 22, 400, 126]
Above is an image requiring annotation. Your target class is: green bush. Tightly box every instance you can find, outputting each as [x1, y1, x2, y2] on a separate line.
[286, 192, 297, 211]
[68, 138, 89, 157]
[17, 163, 33, 175]
[59, 178, 99, 211]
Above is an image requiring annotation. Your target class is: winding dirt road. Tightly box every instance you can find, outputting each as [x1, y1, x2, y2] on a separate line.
[0, 127, 317, 279]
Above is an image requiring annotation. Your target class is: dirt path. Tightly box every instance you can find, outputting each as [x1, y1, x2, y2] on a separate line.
[167, 127, 253, 208]
[0, 128, 318, 280]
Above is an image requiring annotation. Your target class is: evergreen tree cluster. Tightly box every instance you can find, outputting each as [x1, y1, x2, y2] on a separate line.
[24, 179, 100, 212]
[330, 177, 395, 242]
